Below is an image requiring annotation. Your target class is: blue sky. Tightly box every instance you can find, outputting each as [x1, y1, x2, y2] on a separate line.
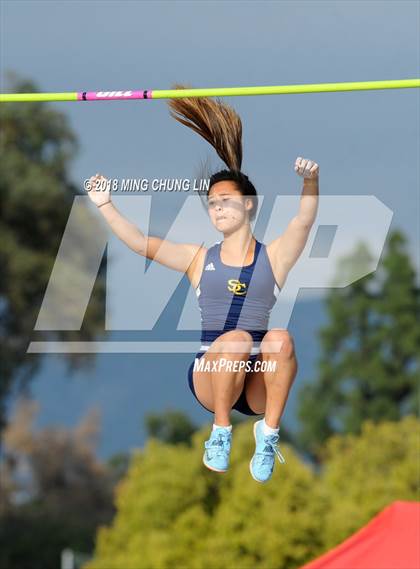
[2, 1, 419, 457]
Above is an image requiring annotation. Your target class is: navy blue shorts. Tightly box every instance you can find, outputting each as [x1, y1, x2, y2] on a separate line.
[187, 351, 263, 416]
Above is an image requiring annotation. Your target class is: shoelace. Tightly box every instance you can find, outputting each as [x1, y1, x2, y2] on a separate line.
[206, 432, 231, 456]
[259, 435, 286, 466]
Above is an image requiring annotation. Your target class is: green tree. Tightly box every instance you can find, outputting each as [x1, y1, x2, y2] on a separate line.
[0, 398, 117, 569]
[84, 416, 419, 569]
[106, 452, 131, 484]
[144, 409, 198, 446]
[315, 415, 420, 552]
[0, 71, 107, 434]
[296, 232, 419, 461]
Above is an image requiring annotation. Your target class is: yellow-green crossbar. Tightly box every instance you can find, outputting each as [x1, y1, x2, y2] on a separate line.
[1, 79, 419, 103]
[152, 79, 420, 99]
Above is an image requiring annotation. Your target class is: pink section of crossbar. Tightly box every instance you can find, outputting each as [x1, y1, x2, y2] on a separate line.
[77, 90, 152, 101]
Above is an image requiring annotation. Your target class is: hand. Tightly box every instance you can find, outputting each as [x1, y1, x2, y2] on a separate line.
[294, 157, 319, 180]
[85, 173, 111, 207]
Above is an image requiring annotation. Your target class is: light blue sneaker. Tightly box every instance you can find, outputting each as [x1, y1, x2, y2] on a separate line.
[249, 419, 286, 483]
[203, 427, 232, 473]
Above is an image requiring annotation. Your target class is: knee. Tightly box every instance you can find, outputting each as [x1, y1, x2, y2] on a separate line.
[214, 329, 253, 356]
[261, 328, 295, 358]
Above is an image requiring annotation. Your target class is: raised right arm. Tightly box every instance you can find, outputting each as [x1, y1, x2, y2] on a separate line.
[86, 173, 205, 275]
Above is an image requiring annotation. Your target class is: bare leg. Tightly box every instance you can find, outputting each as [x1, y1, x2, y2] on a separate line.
[262, 330, 298, 428]
[244, 329, 298, 427]
[211, 353, 251, 425]
[192, 330, 253, 425]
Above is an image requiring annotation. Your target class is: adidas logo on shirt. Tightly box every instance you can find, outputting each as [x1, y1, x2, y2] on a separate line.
[205, 262, 216, 271]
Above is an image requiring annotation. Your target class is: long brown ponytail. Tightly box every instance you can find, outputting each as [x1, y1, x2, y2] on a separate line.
[167, 83, 243, 171]
[167, 83, 258, 221]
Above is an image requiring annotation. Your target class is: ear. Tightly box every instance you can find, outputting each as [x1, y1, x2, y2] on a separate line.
[244, 197, 254, 215]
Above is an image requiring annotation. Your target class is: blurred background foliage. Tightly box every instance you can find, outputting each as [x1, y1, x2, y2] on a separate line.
[0, 72, 107, 435]
[83, 415, 419, 569]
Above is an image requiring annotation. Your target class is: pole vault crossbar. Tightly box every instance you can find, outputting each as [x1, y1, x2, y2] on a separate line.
[1, 79, 419, 103]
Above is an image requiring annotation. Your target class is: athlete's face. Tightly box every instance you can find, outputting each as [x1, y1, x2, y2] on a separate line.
[207, 182, 252, 233]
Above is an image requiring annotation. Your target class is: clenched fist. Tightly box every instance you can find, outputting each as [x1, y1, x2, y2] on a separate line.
[85, 173, 112, 208]
[294, 157, 319, 180]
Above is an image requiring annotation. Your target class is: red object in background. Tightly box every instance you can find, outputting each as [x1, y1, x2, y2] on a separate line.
[299, 501, 420, 569]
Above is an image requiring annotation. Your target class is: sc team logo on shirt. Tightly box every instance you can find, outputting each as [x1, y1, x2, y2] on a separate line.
[227, 279, 247, 295]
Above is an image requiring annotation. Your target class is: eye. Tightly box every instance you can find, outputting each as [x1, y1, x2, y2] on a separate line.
[207, 197, 232, 208]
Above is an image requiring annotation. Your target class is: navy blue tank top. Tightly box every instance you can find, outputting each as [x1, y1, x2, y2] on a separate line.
[195, 239, 281, 354]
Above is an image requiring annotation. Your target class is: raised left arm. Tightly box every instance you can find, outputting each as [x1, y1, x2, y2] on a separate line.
[267, 157, 319, 270]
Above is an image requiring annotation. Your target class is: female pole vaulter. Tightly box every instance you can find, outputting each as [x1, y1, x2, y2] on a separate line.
[86, 84, 319, 483]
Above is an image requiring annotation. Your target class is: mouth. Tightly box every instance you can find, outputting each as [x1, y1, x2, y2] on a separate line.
[216, 216, 226, 221]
